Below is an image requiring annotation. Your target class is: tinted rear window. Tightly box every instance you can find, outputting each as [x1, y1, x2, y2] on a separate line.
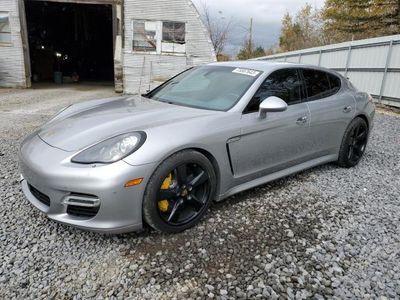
[302, 69, 341, 101]
[302, 69, 330, 100]
[327, 73, 342, 94]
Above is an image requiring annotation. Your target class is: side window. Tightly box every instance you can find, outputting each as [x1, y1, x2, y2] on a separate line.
[245, 68, 302, 113]
[327, 73, 342, 95]
[132, 20, 157, 52]
[161, 21, 186, 54]
[162, 22, 185, 44]
[132, 20, 186, 54]
[302, 69, 339, 101]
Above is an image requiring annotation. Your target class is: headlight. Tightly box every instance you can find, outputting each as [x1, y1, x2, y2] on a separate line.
[71, 132, 146, 164]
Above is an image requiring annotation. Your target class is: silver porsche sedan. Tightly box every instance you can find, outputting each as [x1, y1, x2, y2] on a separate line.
[19, 61, 375, 233]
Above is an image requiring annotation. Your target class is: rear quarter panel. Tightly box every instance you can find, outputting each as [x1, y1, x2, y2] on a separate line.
[353, 92, 375, 129]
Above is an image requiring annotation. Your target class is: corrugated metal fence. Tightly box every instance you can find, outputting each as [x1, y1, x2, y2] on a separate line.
[255, 35, 400, 108]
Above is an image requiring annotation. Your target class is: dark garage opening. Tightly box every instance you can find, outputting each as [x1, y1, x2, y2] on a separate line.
[25, 1, 114, 84]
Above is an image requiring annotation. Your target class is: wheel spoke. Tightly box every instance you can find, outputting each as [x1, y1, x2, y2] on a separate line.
[348, 145, 354, 160]
[168, 199, 184, 222]
[356, 130, 367, 141]
[189, 194, 204, 211]
[188, 170, 208, 188]
[176, 165, 188, 185]
[158, 188, 177, 200]
[353, 126, 360, 138]
[353, 145, 363, 157]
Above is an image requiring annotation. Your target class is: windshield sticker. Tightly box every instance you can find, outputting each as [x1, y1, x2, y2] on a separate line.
[232, 68, 260, 77]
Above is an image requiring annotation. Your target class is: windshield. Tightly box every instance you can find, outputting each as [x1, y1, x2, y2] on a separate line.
[146, 66, 262, 111]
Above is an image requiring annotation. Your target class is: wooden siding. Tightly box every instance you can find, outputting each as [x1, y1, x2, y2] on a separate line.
[0, 0, 216, 92]
[0, 0, 27, 88]
[28, 0, 121, 4]
[123, 0, 216, 94]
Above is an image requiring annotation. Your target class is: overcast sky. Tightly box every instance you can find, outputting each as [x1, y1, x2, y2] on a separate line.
[191, 0, 325, 55]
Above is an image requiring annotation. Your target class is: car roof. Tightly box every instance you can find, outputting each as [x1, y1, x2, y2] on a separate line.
[207, 60, 345, 79]
[207, 60, 298, 72]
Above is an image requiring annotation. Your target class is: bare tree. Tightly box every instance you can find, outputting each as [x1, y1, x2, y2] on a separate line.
[200, 2, 233, 57]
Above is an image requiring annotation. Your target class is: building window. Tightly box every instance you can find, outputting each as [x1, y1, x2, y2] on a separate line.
[132, 20, 186, 55]
[162, 22, 185, 44]
[0, 12, 11, 44]
[132, 20, 157, 52]
[162, 21, 186, 54]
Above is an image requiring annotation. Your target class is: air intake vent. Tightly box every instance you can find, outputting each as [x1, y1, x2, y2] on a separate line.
[67, 205, 100, 218]
[28, 184, 50, 207]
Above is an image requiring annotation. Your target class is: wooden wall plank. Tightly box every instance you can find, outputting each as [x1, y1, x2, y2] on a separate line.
[122, 0, 216, 94]
[0, 0, 28, 88]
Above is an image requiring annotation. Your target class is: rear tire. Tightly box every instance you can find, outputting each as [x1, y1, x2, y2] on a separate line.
[337, 117, 369, 168]
[143, 150, 216, 233]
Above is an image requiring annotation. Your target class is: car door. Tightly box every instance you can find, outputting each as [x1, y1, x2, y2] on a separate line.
[300, 69, 356, 157]
[228, 68, 313, 181]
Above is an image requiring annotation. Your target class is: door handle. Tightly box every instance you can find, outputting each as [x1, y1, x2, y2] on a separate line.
[343, 106, 353, 113]
[296, 116, 308, 125]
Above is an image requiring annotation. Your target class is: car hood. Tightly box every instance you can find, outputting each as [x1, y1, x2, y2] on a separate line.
[38, 95, 215, 152]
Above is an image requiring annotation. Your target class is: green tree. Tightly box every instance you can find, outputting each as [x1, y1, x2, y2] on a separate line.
[253, 46, 266, 58]
[278, 5, 324, 52]
[322, 0, 400, 43]
[237, 44, 266, 60]
[279, 13, 303, 52]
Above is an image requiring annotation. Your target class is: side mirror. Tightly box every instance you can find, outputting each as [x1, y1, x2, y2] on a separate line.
[259, 96, 288, 118]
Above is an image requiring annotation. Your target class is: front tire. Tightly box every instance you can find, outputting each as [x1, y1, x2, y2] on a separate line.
[143, 150, 216, 233]
[337, 117, 369, 168]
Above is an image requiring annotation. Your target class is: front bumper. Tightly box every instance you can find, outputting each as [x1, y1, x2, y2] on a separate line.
[19, 134, 156, 234]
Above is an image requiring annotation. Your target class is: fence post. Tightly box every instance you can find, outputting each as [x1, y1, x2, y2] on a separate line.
[298, 53, 302, 63]
[318, 50, 322, 66]
[379, 40, 394, 102]
[344, 45, 352, 77]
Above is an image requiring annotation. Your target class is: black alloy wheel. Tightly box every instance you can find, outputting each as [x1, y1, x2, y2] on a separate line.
[347, 122, 368, 164]
[157, 163, 210, 225]
[143, 150, 216, 233]
[338, 117, 369, 168]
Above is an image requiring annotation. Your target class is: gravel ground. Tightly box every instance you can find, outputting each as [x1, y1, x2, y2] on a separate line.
[1, 86, 400, 299]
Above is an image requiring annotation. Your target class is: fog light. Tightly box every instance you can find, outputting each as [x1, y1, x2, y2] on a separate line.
[63, 194, 100, 207]
[124, 178, 143, 188]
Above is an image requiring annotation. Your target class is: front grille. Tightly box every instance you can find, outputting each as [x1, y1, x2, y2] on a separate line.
[28, 184, 50, 207]
[67, 205, 99, 218]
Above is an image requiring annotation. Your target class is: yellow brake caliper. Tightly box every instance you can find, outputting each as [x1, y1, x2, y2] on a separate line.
[158, 173, 172, 213]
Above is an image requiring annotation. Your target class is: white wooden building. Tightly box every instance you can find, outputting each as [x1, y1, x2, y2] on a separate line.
[0, 0, 216, 93]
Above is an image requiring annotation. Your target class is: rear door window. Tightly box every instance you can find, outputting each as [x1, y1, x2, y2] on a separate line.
[301, 69, 342, 101]
[327, 73, 342, 95]
[302, 69, 332, 101]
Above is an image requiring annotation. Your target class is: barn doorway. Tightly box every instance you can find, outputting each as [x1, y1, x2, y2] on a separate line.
[24, 1, 115, 86]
